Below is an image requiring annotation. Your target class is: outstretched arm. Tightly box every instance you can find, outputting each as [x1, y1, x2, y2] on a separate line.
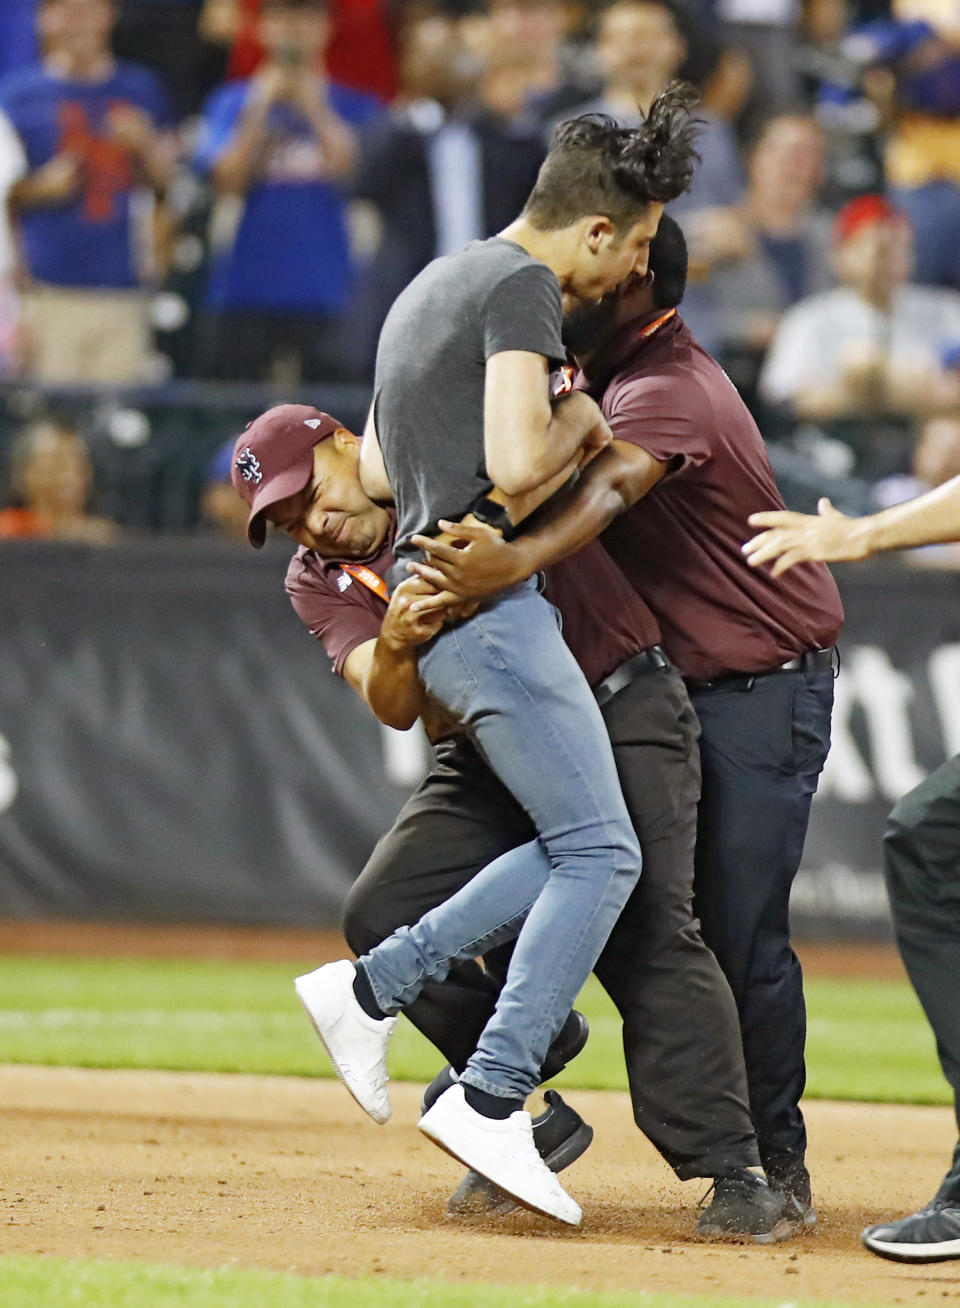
[743, 478, 960, 576]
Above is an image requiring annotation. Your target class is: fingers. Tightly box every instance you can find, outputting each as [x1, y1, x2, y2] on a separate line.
[436, 519, 487, 539]
[747, 510, 794, 529]
[409, 535, 463, 562]
[407, 559, 450, 584]
[408, 591, 450, 615]
[770, 548, 805, 577]
[741, 529, 796, 567]
[817, 497, 836, 516]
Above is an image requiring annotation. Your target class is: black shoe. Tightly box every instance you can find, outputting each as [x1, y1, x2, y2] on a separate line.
[696, 1168, 803, 1243]
[421, 1063, 458, 1116]
[446, 1089, 594, 1216]
[540, 1010, 590, 1081]
[420, 1011, 589, 1116]
[861, 1198, 960, 1263]
[765, 1156, 817, 1228]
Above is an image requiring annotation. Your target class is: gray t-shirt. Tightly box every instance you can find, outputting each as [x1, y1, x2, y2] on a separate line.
[373, 237, 565, 588]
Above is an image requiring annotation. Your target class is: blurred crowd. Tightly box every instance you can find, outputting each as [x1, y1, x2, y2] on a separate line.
[5, 0, 960, 545]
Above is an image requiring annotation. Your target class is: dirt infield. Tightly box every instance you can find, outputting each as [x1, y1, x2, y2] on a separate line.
[0, 921, 935, 1303]
[0, 1065, 955, 1304]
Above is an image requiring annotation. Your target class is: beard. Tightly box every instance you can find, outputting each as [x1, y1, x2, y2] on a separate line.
[562, 270, 653, 359]
[561, 291, 621, 359]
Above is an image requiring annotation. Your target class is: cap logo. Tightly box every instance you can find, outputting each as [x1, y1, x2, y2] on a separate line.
[235, 446, 262, 484]
[304, 418, 325, 429]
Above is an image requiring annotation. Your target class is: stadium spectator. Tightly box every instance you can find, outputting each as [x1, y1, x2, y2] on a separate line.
[112, 0, 228, 119]
[0, 0, 179, 384]
[714, 0, 803, 136]
[843, 3, 960, 289]
[0, 418, 118, 542]
[708, 113, 834, 412]
[759, 194, 960, 477]
[345, 14, 545, 375]
[473, 0, 598, 124]
[193, 0, 380, 383]
[560, 0, 747, 352]
[199, 0, 398, 100]
[794, 0, 885, 204]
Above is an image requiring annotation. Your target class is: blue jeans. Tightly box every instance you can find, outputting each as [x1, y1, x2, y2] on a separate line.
[358, 580, 642, 1100]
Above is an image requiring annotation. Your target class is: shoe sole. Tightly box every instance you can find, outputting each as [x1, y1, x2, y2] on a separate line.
[447, 1119, 595, 1217]
[697, 1212, 804, 1245]
[420, 1120, 581, 1225]
[294, 976, 390, 1125]
[860, 1231, 960, 1263]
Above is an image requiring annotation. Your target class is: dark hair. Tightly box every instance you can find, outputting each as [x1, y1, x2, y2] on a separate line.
[523, 81, 701, 233]
[648, 212, 687, 307]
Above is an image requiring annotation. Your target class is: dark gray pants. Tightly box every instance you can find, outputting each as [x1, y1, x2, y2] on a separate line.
[343, 665, 760, 1179]
[884, 754, 960, 1198]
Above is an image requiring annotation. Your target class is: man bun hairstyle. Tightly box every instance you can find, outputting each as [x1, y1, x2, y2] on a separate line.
[523, 81, 701, 233]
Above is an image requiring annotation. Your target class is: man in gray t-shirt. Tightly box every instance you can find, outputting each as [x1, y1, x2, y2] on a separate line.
[375, 237, 567, 578]
[299, 89, 700, 1226]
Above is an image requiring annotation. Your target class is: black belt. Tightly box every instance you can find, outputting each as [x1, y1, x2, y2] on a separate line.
[594, 646, 671, 707]
[684, 646, 838, 694]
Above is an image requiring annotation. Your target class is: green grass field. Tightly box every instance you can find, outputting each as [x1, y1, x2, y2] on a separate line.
[0, 1257, 905, 1308]
[0, 953, 946, 1308]
[0, 954, 946, 1104]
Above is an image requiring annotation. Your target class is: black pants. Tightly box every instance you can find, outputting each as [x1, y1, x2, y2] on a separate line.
[344, 665, 760, 1179]
[884, 754, 960, 1197]
[688, 667, 835, 1171]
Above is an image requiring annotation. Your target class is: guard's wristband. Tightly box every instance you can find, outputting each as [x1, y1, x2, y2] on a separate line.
[468, 494, 520, 541]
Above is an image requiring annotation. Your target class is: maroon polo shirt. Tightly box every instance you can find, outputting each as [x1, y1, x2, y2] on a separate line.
[285, 529, 661, 689]
[579, 311, 844, 681]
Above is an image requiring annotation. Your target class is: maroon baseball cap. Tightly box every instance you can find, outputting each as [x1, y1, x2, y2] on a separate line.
[231, 404, 340, 547]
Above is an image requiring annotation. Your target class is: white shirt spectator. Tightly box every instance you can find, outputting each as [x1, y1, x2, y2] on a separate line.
[759, 284, 960, 406]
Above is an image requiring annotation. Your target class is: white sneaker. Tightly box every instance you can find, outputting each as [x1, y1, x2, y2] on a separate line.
[418, 1083, 582, 1225]
[295, 960, 396, 1124]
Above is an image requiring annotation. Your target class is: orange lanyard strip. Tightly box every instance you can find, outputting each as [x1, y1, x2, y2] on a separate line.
[340, 563, 389, 602]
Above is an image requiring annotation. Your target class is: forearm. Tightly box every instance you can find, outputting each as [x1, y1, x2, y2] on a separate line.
[501, 447, 641, 573]
[362, 639, 427, 730]
[301, 100, 356, 179]
[486, 386, 606, 496]
[212, 100, 272, 193]
[136, 134, 176, 195]
[860, 476, 960, 553]
[522, 391, 605, 491]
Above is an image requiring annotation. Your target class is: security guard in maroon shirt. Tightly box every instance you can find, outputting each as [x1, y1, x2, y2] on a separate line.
[231, 400, 801, 1241]
[409, 215, 843, 1226]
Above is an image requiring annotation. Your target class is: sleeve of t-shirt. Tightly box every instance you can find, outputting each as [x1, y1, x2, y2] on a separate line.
[603, 373, 712, 472]
[285, 557, 384, 677]
[193, 85, 245, 175]
[482, 262, 565, 364]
